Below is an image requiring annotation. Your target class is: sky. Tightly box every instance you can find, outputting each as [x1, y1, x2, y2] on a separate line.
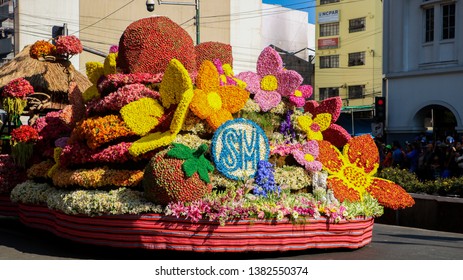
[262, 0, 316, 24]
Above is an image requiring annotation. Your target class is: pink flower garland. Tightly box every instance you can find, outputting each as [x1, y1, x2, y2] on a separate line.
[86, 83, 160, 115]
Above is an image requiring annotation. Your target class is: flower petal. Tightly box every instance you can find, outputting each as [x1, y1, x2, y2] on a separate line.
[256, 46, 283, 76]
[275, 70, 303, 97]
[317, 140, 345, 173]
[235, 71, 261, 94]
[344, 134, 379, 174]
[190, 89, 214, 120]
[298, 85, 313, 99]
[314, 113, 332, 131]
[159, 59, 193, 109]
[254, 91, 281, 112]
[304, 97, 342, 122]
[327, 176, 361, 202]
[218, 85, 250, 113]
[367, 178, 415, 209]
[322, 124, 352, 148]
[196, 60, 220, 92]
[207, 108, 233, 130]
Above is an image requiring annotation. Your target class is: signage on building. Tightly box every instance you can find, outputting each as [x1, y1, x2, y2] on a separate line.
[318, 10, 340, 24]
[318, 38, 339, 49]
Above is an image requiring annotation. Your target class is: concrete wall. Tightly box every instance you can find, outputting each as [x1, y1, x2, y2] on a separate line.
[15, 0, 80, 68]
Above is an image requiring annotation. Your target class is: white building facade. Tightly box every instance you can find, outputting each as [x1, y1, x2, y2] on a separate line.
[383, 0, 463, 143]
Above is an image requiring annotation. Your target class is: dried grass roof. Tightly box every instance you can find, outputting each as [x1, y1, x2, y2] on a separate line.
[0, 45, 91, 98]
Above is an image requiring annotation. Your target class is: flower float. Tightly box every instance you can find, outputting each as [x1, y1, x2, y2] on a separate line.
[317, 134, 415, 209]
[289, 85, 313, 108]
[304, 97, 351, 147]
[189, 60, 249, 130]
[236, 46, 303, 112]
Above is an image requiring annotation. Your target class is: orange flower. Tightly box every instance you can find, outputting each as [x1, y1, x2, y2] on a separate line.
[189, 60, 249, 130]
[318, 134, 414, 210]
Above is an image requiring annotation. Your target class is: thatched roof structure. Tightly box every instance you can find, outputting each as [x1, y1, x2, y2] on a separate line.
[0, 45, 92, 109]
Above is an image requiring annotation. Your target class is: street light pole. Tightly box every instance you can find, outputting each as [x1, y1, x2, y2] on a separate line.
[153, 0, 200, 44]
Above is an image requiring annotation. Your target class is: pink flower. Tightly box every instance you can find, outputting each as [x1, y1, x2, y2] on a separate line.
[289, 85, 313, 107]
[54, 35, 83, 57]
[291, 140, 322, 172]
[304, 97, 352, 147]
[236, 46, 303, 112]
[109, 45, 119, 53]
[2, 78, 34, 99]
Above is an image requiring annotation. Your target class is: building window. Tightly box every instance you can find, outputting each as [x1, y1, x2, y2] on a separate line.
[320, 0, 339, 4]
[442, 4, 455, 40]
[424, 7, 434, 42]
[319, 87, 339, 100]
[320, 22, 339, 37]
[349, 17, 366, 33]
[348, 85, 364, 99]
[348, 52, 365, 66]
[320, 55, 339, 68]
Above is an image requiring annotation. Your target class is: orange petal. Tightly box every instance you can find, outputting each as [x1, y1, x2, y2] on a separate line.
[196, 60, 219, 92]
[207, 108, 233, 130]
[327, 176, 361, 202]
[344, 134, 379, 174]
[317, 140, 345, 174]
[367, 178, 415, 209]
[190, 89, 214, 120]
[218, 85, 250, 113]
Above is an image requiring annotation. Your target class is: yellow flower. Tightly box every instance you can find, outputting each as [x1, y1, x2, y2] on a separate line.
[103, 52, 118, 75]
[86, 62, 104, 85]
[120, 97, 164, 136]
[297, 113, 332, 140]
[82, 85, 100, 102]
[189, 60, 249, 130]
[129, 59, 194, 156]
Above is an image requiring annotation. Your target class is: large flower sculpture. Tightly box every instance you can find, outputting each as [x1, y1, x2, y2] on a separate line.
[189, 60, 249, 130]
[317, 134, 415, 210]
[303, 97, 351, 147]
[297, 113, 332, 141]
[236, 46, 302, 112]
[289, 85, 313, 108]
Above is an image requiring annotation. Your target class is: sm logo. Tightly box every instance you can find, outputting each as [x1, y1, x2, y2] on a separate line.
[211, 119, 269, 180]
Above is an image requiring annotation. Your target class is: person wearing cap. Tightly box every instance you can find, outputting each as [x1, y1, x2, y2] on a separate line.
[382, 144, 393, 168]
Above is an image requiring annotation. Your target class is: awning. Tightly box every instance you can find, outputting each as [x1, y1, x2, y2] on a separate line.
[341, 105, 373, 112]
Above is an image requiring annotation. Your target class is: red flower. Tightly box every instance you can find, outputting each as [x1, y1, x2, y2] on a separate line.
[11, 125, 39, 143]
[2, 78, 34, 99]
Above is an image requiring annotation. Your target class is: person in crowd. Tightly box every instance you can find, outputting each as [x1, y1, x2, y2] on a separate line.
[381, 144, 393, 169]
[405, 142, 420, 173]
[391, 141, 406, 168]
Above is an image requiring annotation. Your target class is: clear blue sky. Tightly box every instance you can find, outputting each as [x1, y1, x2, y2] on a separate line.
[262, 0, 316, 24]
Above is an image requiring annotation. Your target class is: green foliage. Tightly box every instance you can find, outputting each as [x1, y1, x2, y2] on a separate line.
[377, 167, 463, 196]
[240, 110, 282, 135]
[167, 143, 214, 183]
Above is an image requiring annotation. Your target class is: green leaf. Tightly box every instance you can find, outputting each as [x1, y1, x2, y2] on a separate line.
[167, 143, 193, 160]
[199, 155, 214, 172]
[197, 165, 211, 183]
[182, 158, 199, 178]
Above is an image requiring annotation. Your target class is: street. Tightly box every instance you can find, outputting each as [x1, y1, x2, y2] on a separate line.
[1, 216, 462, 260]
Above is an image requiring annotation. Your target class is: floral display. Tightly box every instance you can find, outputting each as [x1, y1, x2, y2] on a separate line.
[304, 97, 351, 147]
[211, 118, 270, 180]
[54, 35, 83, 58]
[117, 16, 196, 74]
[195, 42, 233, 71]
[317, 134, 415, 209]
[189, 60, 249, 130]
[52, 166, 143, 189]
[0, 155, 27, 194]
[236, 46, 303, 112]
[2, 77, 34, 99]
[2, 16, 415, 254]
[71, 115, 135, 149]
[289, 85, 313, 108]
[97, 73, 163, 95]
[86, 83, 159, 115]
[29, 40, 56, 59]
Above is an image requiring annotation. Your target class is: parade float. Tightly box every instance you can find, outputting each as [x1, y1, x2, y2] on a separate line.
[0, 17, 414, 252]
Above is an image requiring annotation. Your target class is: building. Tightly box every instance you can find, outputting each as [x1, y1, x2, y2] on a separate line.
[314, 0, 383, 136]
[0, 0, 14, 65]
[383, 0, 463, 144]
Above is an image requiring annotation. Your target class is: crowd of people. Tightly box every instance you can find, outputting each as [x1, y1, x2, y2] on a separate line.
[377, 135, 463, 180]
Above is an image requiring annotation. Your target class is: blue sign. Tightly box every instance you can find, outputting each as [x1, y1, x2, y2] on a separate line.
[211, 118, 269, 180]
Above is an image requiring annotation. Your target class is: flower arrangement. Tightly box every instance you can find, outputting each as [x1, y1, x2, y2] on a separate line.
[71, 115, 135, 149]
[195, 42, 233, 71]
[10, 125, 40, 168]
[289, 85, 313, 108]
[51, 166, 143, 189]
[2, 77, 34, 99]
[317, 134, 415, 210]
[0, 155, 27, 194]
[104, 52, 118, 75]
[189, 60, 249, 130]
[11, 125, 39, 143]
[97, 73, 163, 95]
[236, 46, 303, 112]
[54, 35, 83, 58]
[29, 40, 56, 59]
[86, 61, 105, 85]
[120, 97, 165, 136]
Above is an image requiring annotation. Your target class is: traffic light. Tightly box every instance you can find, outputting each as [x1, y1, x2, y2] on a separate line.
[375, 97, 386, 122]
